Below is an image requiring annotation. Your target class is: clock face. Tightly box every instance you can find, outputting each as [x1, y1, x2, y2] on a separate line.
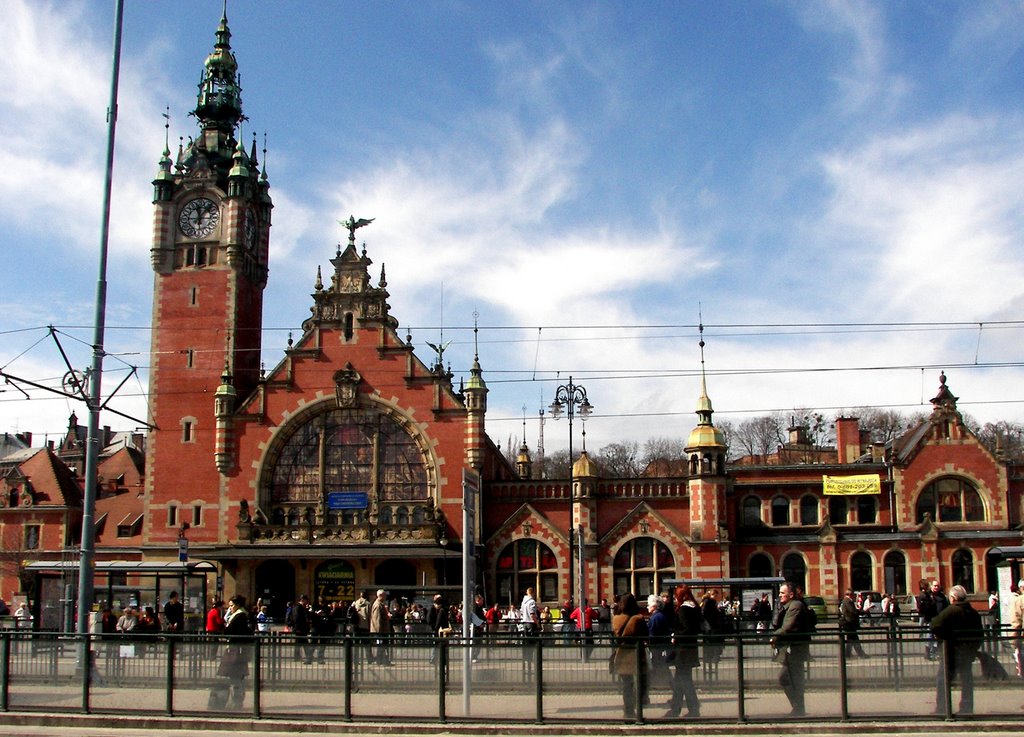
[178, 197, 220, 239]
[244, 209, 257, 250]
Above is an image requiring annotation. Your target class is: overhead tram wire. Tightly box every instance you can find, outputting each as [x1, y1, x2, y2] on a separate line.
[482, 398, 1024, 425]
[23, 318, 1024, 336]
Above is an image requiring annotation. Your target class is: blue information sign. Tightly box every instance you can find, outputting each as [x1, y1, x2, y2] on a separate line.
[327, 491, 369, 510]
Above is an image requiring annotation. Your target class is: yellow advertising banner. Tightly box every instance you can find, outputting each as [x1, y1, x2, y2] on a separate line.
[822, 474, 881, 496]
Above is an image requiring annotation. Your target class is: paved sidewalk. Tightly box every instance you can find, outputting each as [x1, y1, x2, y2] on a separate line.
[0, 714, 1020, 737]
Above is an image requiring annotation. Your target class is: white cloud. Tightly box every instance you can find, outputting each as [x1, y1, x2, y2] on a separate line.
[819, 114, 1024, 319]
[792, 0, 907, 114]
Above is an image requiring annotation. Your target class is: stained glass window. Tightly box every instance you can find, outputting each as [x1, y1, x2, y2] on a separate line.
[269, 407, 427, 513]
[915, 477, 985, 523]
[611, 538, 675, 598]
[495, 539, 558, 606]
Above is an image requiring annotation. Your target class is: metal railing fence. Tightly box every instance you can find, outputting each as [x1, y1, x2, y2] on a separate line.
[0, 622, 1021, 724]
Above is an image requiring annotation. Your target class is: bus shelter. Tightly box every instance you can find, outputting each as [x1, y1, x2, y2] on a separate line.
[22, 560, 217, 632]
[664, 576, 786, 622]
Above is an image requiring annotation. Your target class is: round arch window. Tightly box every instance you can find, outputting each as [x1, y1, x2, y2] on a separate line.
[916, 476, 985, 523]
[496, 539, 558, 605]
[267, 406, 428, 519]
[612, 538, 675, 599]
[850, 551, 872, 591]
[782, 553, 807, 593]
[748, 552, 774, 578]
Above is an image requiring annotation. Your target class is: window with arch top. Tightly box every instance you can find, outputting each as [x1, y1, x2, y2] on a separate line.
[771, 496, 790, 526]
[799, 495, 819, 526]
[951, 548, 975, 593]
[741, 496, 762, 527]
[496, 539, 558, 604]
[612, 538, 675, 599]
[915, 476, 985, 523]
[268, 406, 428, 516]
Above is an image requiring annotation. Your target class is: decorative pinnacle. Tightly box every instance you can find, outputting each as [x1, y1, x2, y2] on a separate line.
[473, 310, 480, 361]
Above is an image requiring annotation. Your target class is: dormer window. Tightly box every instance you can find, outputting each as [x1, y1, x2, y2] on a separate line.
[117, 512, 143, 537]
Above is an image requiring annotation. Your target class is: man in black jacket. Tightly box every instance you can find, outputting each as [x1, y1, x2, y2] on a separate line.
[287, 593, 313, 664]
[839, 589, 868, 658]
[427, 594, 450, 664]
[770, 582, 812, 717]
[931, 584, 983, 715]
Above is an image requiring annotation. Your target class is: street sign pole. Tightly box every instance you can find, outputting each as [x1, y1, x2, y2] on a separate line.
[462, 469, 479, 716]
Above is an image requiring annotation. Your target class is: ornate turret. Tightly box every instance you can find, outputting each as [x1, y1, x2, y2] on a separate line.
[516, 440, 533, 479]
[175, 9, 249, 188]
[686, 320, 729, 549]
[685, 324, 727, 473]
[214, 362, 236, 474]
[927, 371, 965, 442]
[930, 371, 959, 414]
[464, 315, 488, 470]
[194, 10, 243, 135]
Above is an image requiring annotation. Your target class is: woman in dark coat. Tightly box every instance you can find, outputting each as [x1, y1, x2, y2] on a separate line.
[611, 593, 648, 719]
[665, 584, 702, 718]
[211, 595, 252, 709]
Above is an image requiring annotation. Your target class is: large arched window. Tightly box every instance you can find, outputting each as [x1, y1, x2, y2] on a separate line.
[613, 538, 675, 599]
[828, 496, 848, 525]
[799, 495, 819, 526]
[741, 497, 762, 526]
[782, 553, 807, 594]
[915, 477, 985, 523]
[850, 551, 872, 591]
[748, 553, 774, 578]
[771, 496, 790, 526]
[883, 550, 907, 595]
[496, 539, 558, 605]
[268, 406, 428, 519]
[951, 549, 975, 593]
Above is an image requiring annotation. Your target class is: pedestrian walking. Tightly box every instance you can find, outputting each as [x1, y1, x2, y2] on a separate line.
[770, 582, 813, 717]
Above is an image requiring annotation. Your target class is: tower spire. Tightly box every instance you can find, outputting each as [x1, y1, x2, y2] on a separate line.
[696, 305, 714, 425]
[194, 6, 243, 135]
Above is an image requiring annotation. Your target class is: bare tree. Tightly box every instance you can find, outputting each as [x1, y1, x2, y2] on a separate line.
[851, 407, 920, 446]
[715, 418, 735, 458]
[540, 449, 571, 479]
[596, 441, 641, 477]
[641, 436, 684, 467]
[975, 420, 1024, 461]
[733, 414, 785, 459]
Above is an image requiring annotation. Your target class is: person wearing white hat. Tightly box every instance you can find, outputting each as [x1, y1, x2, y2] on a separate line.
[370, 589, 392, 665]
[1011, 578, 1024, 676]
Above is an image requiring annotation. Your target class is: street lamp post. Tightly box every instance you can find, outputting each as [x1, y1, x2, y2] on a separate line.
[440, 535, 449, 588]
[549, 377, 593, 619]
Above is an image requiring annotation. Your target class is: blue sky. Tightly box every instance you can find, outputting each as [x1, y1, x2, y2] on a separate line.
[2, 0, 1024, 454]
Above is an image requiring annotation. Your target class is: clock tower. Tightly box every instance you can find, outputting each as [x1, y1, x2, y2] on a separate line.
[146, 10, 272, 547]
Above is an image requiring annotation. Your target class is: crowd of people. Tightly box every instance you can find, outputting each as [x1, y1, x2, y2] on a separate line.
[586, 586, 736, 719]
[78, 577, 1009, 718]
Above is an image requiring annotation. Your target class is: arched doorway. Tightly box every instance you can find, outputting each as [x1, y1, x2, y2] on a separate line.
[748, 553, 774, 578]
[782, 553, 806, 593]
[375, 558, 418, 604]
[884, 550, 907, 595]
[850, 551, 873, 591]
[255, 559, 295, 619]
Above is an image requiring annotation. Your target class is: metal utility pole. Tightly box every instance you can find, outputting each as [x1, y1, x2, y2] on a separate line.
[77, 0, 124, 636]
